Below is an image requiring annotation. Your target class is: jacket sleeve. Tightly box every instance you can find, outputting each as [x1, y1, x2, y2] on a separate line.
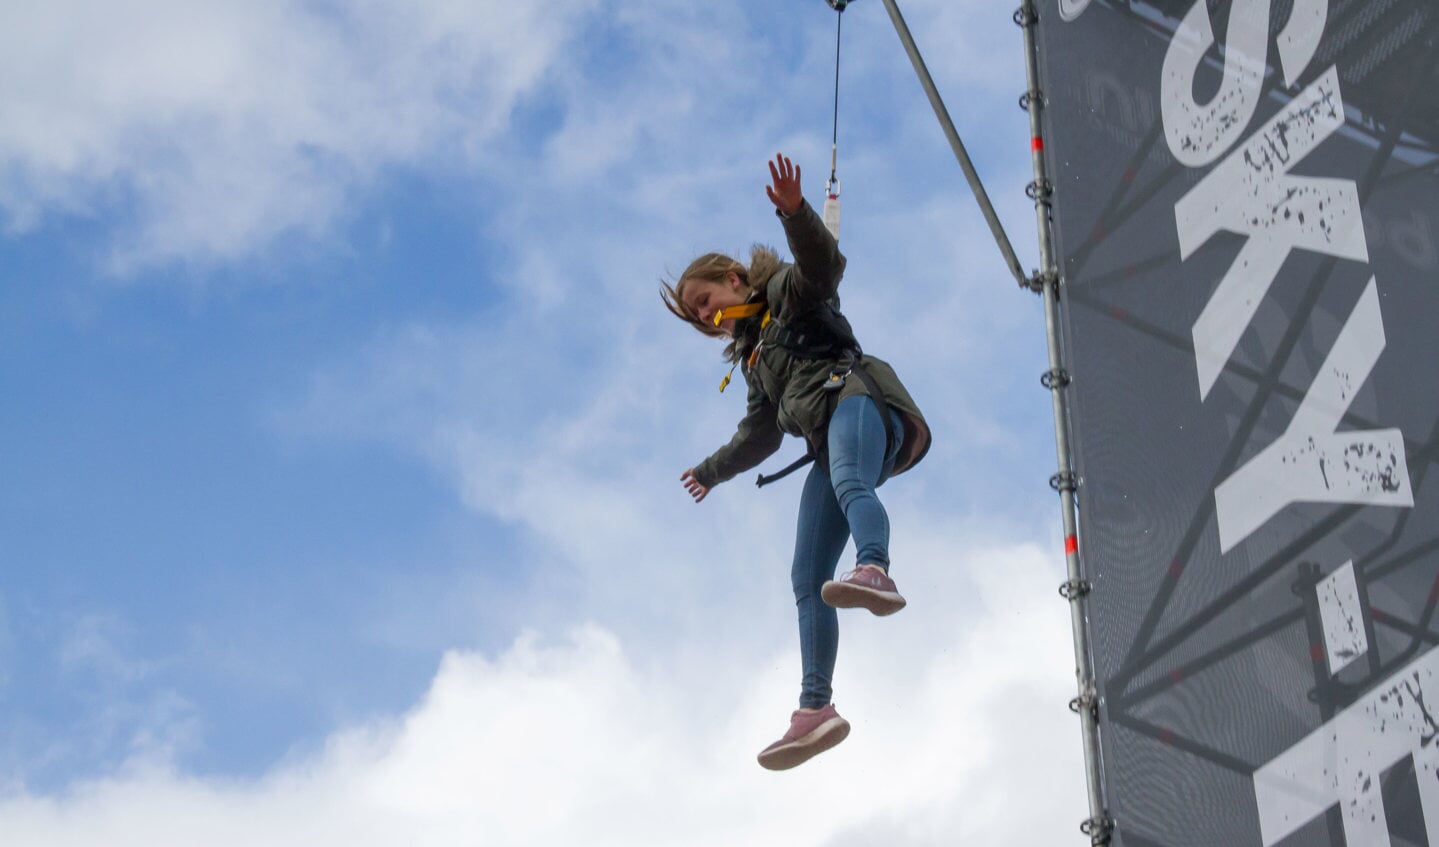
[777, 199, 846, 307]
[691, 374, 785, 488]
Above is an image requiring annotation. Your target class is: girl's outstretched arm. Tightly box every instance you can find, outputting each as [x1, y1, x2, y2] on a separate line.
[689, 378, 784, 491]
[764, 153, 845, 306]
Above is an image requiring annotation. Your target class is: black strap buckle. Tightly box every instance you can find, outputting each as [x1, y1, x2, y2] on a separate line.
[823, 350, 856, 392]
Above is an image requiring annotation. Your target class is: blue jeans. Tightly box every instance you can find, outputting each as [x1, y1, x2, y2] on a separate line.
[792, 395, 903, 709]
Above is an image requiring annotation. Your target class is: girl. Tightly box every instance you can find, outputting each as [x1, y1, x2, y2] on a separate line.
[663, 153, 931, 770]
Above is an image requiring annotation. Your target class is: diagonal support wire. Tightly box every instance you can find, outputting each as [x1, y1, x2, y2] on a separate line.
[877, 0, 1029, 288]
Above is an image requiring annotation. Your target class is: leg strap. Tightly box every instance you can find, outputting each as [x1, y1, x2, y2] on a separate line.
[756, 453, 817, 488]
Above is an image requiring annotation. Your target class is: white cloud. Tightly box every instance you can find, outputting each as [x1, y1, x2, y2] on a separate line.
[0, 538, 1085, 847]
[0, 0, 596, 270]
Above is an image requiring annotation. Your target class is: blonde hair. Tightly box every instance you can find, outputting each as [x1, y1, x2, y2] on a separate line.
[661, 245, 783, 360]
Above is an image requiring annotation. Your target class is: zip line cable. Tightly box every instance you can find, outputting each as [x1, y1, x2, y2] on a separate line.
[823, 4, 845, 240]
[829, 8, 842, 193]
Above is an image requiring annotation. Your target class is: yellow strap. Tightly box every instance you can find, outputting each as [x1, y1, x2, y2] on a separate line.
[713, 302, 767, 326]
[715, 307, 771, 392]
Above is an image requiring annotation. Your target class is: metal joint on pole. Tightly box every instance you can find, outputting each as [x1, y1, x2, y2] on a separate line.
[1080, 814, 1116, 846]
[1025, 269, 1057, 294]
[1068, 686, 1099, 718]
[1016, 0, 1112, 840]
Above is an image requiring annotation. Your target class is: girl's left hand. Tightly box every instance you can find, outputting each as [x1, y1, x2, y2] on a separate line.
[765, 153, 803, 217]
[681, 469, 710, 503]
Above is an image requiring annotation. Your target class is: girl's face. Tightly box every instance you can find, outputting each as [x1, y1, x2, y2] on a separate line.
[682, 271, 749, 336]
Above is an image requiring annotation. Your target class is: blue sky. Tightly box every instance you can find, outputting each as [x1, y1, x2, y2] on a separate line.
[1, 1, 1085, 843]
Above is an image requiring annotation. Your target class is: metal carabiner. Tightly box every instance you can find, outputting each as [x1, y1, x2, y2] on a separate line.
[822, 350, 855, 392]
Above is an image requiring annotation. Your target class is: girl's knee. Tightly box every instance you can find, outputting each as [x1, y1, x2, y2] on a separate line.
[791, 571, 823, 602]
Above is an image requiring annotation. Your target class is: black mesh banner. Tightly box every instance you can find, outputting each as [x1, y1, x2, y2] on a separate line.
[1034, 1, 1439, 844]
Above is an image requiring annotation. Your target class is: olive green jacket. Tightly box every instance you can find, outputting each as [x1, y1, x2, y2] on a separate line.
[691, 200, 932, 488]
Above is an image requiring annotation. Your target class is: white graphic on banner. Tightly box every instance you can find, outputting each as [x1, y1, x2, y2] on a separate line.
[1214, 279, 1413, 552]
[1317, 561, 1367, 675]
[1161, 0, 1269, 167]
[1176, 67, 1367, 400]
[1160, 0, 1414, 554]
[1058, 0, 1093, 21]
[1253, 647, 1439, 846]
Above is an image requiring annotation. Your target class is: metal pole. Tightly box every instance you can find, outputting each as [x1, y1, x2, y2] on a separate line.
[877, 0, 1028, 289]
[1016, 1, 1112, 842]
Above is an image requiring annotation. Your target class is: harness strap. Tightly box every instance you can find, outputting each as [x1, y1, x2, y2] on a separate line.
[713, 303, 768, 326]
[755, 453, 816, 487]
[755, 357, 899, 488]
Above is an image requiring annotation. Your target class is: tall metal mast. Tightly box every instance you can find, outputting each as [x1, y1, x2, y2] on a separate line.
[1012, 1, 1111, 840]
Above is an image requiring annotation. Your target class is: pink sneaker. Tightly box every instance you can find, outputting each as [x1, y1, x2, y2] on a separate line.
[822, 564, 907, 616]
[756, 704, 851, 771]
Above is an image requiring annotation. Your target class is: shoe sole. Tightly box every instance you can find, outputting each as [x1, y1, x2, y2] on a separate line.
[757, 717, 851, 771]
[821, 581, 907, 616]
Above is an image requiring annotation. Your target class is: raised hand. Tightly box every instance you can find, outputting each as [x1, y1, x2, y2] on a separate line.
[681, 469, 710, 503]
[765, 153, 803, 217]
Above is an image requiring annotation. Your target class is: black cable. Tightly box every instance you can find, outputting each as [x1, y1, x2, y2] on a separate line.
[830, 9, 842, 188]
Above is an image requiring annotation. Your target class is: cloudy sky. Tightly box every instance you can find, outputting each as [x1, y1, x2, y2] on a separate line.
[0, 1, 1087, 844]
